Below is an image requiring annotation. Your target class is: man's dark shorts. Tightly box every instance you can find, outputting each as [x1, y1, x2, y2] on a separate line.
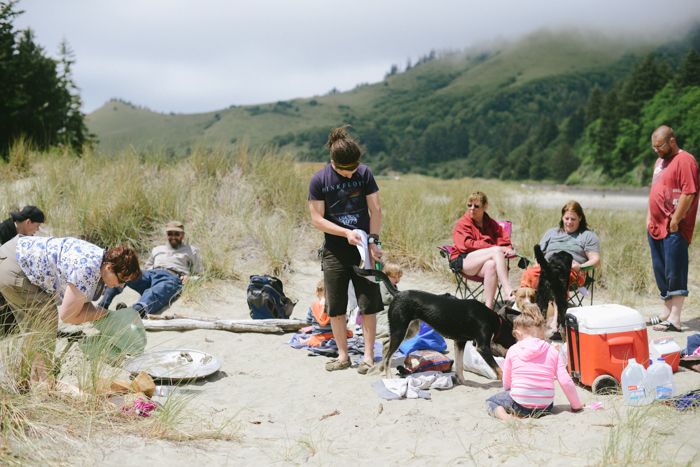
[321, 243, 383, 318]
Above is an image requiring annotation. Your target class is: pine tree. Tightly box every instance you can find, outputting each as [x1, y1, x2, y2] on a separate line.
[58, 40, 91, 149]
[675, 49, 700, 88]
[596, 88, 620, 166]
[619, 54, 669, 119]
[0, 0, 90, 157]
[584, 86, 603, 125]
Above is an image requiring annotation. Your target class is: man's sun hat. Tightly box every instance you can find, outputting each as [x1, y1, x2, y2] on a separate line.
[165, 220, 184, 233]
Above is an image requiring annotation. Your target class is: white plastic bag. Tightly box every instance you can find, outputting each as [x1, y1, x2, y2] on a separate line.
[462, 342, 503, 380]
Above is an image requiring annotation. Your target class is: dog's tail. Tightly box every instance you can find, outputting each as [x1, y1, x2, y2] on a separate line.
[352, 266, 399, 296]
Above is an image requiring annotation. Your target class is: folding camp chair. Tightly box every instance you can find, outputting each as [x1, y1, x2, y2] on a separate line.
[568, 266, 595, 307]
[439, 220, 513, 302]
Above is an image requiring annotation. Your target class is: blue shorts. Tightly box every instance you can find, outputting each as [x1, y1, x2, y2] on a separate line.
[648, 232, 689, 300]
[486, 391, 552, 418]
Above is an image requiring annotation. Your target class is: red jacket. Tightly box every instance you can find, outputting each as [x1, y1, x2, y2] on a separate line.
[450, 212, 511, 260]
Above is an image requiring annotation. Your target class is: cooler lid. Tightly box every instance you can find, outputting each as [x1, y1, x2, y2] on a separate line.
[566, 304, 645, 332]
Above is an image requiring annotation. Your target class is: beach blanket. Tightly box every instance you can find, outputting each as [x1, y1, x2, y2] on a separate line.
[289, 334, 382, 362]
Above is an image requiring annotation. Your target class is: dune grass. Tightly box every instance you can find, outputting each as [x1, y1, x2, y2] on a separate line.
[0, 143, 683, 303]
[597, 404, 698, 465]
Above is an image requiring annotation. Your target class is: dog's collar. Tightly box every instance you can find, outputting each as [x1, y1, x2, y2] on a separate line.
[493, 313, 504, 340]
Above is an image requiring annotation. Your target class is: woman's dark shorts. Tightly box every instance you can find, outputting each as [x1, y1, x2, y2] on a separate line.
[321, 243, 383, 318]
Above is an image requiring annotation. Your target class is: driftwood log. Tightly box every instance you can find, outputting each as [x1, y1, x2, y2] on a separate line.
[141, 318, 306, 334]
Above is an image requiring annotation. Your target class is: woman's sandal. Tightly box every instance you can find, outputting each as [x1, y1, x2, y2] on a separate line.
[653, 320, 683, 332]
[646, 315, 662, 326]
[325, 358, 351, 372]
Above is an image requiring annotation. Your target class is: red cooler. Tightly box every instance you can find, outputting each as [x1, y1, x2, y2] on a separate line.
[565, 304, 649, 393]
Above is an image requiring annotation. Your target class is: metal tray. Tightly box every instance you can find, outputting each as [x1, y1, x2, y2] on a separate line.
[124, 349, 220, 382]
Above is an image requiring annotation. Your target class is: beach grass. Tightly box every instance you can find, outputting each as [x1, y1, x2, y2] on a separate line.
[0, 143, 670, 302]
[597, 404, 696, 466]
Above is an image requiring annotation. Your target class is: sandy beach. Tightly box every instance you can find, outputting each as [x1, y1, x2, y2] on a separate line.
[55, 248, 700, 466]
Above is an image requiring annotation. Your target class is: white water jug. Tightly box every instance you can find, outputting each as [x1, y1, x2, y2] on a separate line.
[621, 358, 652, 406]
[647, 357, 674, 400]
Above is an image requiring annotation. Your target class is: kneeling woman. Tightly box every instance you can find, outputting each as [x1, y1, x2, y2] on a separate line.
[0, 235, 140, 386]
[449, 191, 515, 309]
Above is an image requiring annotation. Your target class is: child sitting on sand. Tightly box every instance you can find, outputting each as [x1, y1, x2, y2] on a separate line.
[486, 304, 582, 420]
[379, 261, 403, 305]
[376, 261, 402, 338]
[306, 279, 332, 334]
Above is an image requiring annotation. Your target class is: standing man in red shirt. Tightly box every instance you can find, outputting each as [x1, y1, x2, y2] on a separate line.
[647, 125, 699, 332]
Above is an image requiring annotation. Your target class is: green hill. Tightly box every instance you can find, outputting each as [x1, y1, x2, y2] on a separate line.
[88, 28, 700, 184]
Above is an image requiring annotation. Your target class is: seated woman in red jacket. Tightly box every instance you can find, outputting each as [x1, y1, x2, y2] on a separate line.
[449, 191, 515, 309]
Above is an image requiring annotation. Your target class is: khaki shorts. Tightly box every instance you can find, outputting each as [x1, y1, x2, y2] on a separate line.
[0, 236, 57, 330]
[0, 236, 58, 381]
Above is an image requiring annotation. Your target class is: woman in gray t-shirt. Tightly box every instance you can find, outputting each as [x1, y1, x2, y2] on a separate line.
[521, 200, 600, 289]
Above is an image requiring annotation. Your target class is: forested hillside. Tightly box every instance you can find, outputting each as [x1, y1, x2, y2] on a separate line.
[88, 28, 700, 186]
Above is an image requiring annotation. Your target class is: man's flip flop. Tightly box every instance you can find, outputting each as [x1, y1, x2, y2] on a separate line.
[325, 359, 351, 371]
[653, 320, 682, 332]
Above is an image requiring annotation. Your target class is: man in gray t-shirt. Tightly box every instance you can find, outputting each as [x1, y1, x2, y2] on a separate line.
[99, 221, 203, 317]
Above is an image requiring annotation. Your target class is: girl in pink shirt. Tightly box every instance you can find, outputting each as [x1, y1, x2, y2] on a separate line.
[486, 304, 583, 420]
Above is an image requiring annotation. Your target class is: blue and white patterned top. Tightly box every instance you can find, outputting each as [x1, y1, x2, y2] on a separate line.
[16, 236, 104, 300]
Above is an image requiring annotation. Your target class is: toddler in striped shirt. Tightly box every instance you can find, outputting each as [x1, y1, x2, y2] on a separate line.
[486, 304, 583, 420]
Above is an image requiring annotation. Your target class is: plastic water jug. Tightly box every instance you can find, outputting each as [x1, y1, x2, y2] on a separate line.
[81, 307, 147, 363]
[621, 358, 652, 406]
[647, 357, 674, 400]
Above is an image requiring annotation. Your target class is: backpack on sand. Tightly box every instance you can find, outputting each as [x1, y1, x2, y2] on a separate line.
[246, 275, 296, 319]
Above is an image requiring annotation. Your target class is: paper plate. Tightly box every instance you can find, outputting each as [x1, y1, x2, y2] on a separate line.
[124, 349, 220, 382]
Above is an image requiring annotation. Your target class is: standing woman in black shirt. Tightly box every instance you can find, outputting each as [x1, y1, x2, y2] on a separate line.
[308, 126, 384, 374]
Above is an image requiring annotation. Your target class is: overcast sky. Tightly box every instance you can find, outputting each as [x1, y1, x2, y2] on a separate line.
[14, 0, 700, 114]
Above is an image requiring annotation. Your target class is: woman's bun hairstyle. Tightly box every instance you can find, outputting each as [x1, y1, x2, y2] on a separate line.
[327, 125, 362, 170]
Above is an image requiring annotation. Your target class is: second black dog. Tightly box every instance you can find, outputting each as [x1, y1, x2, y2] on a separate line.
[534, 244, 572, 336]
[353, 266, 515, 384]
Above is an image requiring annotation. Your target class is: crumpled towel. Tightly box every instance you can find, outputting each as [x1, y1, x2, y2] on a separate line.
[373, 371, 455, 400]
[121, 396, 159, 417]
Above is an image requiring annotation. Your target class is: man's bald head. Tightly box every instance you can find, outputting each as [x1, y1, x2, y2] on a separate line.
[651, 125, 679, 159]
[652, 125, 675, 141]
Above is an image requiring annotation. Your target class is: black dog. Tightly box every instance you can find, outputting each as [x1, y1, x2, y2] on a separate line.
[534, 244, 572, 336]
[353, 266, 515, 384]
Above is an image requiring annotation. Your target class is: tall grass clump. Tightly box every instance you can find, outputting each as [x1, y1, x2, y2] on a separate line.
[13, 145, 312, 282]
[596, 404, 696, 465]
[7, 136, 34, 177]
